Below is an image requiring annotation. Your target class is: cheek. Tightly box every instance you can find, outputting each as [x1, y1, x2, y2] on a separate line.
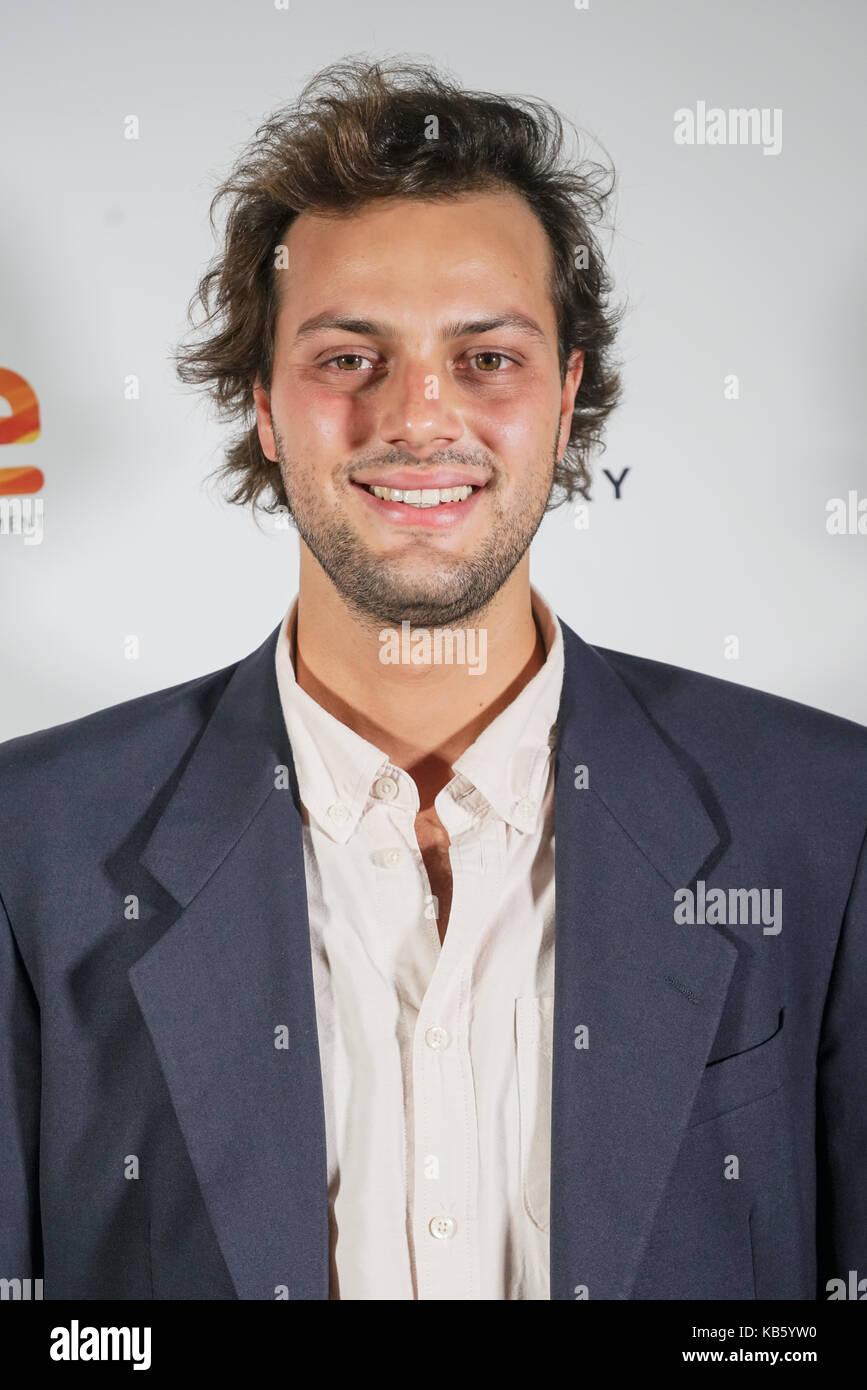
[473, 388, 556, 456]
[282, 380, 360, 449]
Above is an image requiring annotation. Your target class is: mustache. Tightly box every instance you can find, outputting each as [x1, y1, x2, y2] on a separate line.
[339, 450, 493, 480]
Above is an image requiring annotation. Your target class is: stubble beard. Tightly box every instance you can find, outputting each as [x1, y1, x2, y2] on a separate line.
[273, 428, 559, 629]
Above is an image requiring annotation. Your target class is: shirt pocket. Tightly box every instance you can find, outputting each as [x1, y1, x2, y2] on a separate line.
[686, 1008, 785, 1130]
[515, 996, 555, 1233]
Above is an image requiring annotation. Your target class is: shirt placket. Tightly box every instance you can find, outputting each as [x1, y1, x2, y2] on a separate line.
[411, 794, 506, 1300]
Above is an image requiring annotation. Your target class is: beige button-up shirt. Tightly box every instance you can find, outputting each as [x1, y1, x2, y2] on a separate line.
[273, 587, 564, 1300]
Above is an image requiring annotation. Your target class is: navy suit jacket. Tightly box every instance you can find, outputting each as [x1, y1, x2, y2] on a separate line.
[1, 614, 866, 1300]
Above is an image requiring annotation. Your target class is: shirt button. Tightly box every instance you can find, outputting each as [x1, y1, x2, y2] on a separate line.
[514, 798, 535, 821]
[428, 1215, 456, 1240]
[425, 1025, 450, 1050]
[327, 803, 349, 822]
[373, 775, 399, 801]
[382, 847, 403, 869]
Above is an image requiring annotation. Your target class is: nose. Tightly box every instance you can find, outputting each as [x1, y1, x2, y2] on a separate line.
[377, 358, 463, 455]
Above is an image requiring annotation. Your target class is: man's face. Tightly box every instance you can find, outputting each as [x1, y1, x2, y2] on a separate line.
[254, 187, 584, 627]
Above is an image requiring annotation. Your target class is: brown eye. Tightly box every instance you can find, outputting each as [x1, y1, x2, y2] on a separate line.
[473, 351, 504, 372]
[333, 354, 366, 371]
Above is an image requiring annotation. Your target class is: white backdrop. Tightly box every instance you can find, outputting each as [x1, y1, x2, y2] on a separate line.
[2, 0, 865, 737]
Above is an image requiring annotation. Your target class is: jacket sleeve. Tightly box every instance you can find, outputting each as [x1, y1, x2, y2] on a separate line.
[816, 825, 867, 1297]
[0, 888, 42, 1282]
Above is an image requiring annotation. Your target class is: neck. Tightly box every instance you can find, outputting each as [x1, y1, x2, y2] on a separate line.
[292, 546, 546, 811]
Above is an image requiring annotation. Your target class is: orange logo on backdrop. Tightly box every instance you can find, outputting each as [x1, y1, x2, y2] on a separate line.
[0, 367, 43, 494]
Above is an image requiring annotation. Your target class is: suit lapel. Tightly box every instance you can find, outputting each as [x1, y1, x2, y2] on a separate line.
[129, 620, 329, 1300]
[549, 622, 737, 1300]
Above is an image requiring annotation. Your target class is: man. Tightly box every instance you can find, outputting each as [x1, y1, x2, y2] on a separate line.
[1, 57, 865, 1303]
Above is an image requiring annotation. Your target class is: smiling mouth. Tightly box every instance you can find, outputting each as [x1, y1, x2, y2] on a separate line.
[359, 483, 479, 508]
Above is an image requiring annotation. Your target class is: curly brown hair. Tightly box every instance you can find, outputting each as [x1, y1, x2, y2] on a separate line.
[173, 54, 625, 517]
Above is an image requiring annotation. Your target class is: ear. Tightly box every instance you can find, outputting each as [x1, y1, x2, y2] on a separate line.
[252, 374, 278, 462]
[556, 349, 585, 459]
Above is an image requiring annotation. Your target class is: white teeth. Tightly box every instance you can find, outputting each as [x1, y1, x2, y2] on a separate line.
[368, 484, 475, 506]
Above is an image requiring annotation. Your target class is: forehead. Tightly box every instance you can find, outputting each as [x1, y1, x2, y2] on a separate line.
[277, 187, 556, 322]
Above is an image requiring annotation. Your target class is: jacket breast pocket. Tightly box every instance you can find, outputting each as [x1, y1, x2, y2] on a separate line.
[687, 1008, 785, 1130]
[515, 995, 555, 1233]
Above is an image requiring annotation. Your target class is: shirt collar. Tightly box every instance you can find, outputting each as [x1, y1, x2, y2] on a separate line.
[451, 587, 563, 832]
[274, 606, 394, 843]
[273, 586, 564, 842]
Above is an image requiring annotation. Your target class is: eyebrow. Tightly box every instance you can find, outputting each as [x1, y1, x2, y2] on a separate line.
[292, 311, 549, 346]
